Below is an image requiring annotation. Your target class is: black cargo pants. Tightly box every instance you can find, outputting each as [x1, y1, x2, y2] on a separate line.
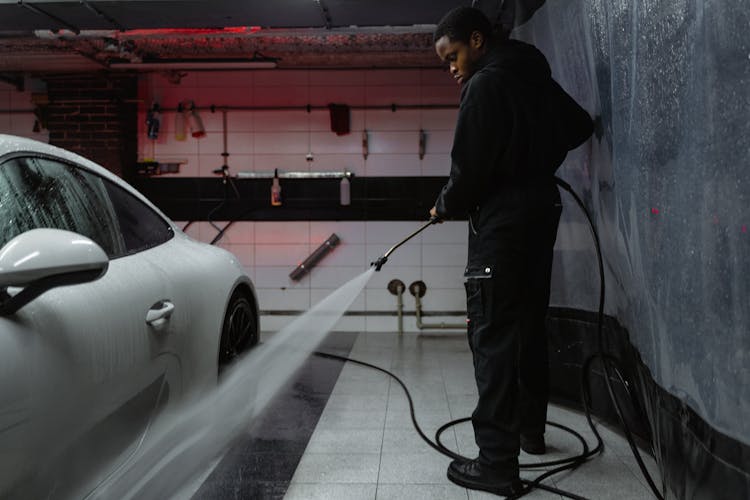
[464, 203, 561, 467]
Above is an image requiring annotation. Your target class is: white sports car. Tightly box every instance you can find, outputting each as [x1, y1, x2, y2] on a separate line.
[0, 134, 259, 497]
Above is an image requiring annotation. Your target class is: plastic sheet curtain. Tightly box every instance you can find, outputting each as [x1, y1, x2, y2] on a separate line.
[514, 0, 749, 445]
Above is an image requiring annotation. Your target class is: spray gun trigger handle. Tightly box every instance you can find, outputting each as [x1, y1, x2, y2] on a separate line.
[372, 256, 387, 271]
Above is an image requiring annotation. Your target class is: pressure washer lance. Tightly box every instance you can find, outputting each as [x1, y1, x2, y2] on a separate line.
[371, 216, 440, 271]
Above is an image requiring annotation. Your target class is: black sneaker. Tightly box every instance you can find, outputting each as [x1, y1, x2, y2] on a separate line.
[520, 434, 546, 455]
[447, 458, 524, 497]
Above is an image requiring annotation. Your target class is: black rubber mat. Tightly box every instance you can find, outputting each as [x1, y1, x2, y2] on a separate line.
[192, 331, 357, 499]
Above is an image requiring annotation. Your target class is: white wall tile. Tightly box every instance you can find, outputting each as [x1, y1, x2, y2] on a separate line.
[254, 266, 307, 289]
[421, 154, 451, 176]
[213, 221, 255, 243]
[226, 111, 254, 132]
[366, 242, 421, 268]
[421, 266, 466, 289]
[420, 84, 460, 105]
[311, 289, 366, 310]
[154, 135, 199, 156]
[365, 221, 424, 244]
[417, 289, 466, 311]
[254, 244, 310, 266]
[422, 130, 454, 154]
[309, 266, 366, 288]
[365, 266, 422, 296]
[311, 243, 367, 267]
[420, 68, 451, 85]
[311, 221, 365, 244]
[310, 131, 362, 155]
[365, 154, 421, 176]
[367, 131, 419, 154]
[253, 154, 312, 172]
[256, 288, 310, 310]
[195, 131, 225, 155]
[254, 86, 309, 106]
[253, 131, 309, 154]
[421, 244, 466, 266]
[422, 221, 465, 243]
[365, 110, 421, 131]
[197, 87, 253, 108]
[366, 70, 421, 86]
[421, 109, 458, 130]
[255, 221, 309, 243]
[307, 108, 365, 132]
[226, 132, 254, 154]
[254, 110, 311, 131]
[365, 86, 421, 106]
[309, 86, 366, 108]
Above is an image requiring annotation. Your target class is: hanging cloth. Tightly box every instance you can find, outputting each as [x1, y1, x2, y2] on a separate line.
[328, 103, 351, 136]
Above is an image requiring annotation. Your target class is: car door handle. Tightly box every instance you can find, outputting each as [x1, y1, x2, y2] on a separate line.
[146, 300, 175, 325]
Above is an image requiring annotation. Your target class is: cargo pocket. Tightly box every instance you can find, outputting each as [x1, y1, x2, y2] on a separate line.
[464, 279, 484, 320]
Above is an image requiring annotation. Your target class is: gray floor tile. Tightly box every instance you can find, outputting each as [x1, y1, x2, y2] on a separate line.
[384, 409, 454, 431]
[291, 452, 380, 484]
[387, 385, 451, 413]
[331, 377, 391, 396]
[382, 427, 457, 455]
[325, 393, 390, 412]
[378, 452, 453, 484]
[293, 331, 660, 500]
[305, 429, 384, 454]
[377, 483, 469, 500]
[469, 483, 562, 499]
[316, 408, 386, 430]
[284, 483, 377, 500]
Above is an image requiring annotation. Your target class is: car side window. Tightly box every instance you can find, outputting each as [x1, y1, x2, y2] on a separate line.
[102, 180, 173, 255]
[0, 156, 124, 257]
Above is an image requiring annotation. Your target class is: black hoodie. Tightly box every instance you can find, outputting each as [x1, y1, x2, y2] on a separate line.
[434, 39, 592, 272]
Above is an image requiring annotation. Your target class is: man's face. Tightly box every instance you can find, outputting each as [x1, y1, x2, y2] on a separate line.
[434, 31, 486, 85]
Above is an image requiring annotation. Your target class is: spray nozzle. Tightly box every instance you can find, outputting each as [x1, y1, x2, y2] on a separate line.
[371, 256, 388, 272]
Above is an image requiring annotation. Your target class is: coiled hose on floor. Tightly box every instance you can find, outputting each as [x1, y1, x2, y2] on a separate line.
[316, 177, 665, 499]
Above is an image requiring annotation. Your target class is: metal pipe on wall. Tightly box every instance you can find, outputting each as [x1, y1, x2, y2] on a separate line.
[409, 281, 465, 331]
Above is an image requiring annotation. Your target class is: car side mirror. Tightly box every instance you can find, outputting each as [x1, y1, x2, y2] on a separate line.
[0, 228, 109, 315]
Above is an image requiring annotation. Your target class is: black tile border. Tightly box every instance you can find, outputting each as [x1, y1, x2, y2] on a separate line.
[130, 176, 457, 221]
[192, 331, 358, 500]
[547, 307, 750, 499]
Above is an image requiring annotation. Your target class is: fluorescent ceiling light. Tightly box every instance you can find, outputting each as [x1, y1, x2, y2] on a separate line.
[110, 60, 277, 70]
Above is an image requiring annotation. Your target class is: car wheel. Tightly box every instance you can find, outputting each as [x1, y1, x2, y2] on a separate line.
[218, 290, 258, 373]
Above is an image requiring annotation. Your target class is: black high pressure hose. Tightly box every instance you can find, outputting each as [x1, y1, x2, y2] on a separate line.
[316, 176, 665, 499]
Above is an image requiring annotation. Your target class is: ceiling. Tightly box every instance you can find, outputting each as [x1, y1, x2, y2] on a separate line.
[0, 1, 544, 79]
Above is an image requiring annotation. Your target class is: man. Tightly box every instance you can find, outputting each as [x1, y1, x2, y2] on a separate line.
[429, 6, 592, 497]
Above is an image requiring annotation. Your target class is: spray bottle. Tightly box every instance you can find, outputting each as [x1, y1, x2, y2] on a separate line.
[271, 168, 282, 206]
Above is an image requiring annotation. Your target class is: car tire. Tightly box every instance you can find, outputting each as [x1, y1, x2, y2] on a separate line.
[218, 289, 258, 374]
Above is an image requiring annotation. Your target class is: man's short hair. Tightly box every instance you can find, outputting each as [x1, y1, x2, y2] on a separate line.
[433, 6, 493, 44]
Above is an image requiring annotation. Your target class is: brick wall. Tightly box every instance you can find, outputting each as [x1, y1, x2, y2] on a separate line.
[44, 75, 138, 177]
